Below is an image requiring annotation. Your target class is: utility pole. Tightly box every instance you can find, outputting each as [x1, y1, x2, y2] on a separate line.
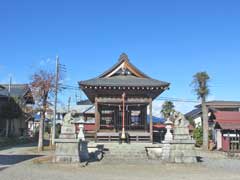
[6, 76, 12, 137]
[68, 97, 71, 112]
[8, 76, 12, 98]
[52, 56, 59, 145]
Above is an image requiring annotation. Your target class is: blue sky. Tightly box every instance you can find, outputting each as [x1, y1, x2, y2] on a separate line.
[0, 0, 240, 114]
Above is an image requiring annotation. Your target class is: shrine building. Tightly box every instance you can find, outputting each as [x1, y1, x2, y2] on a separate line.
[79, 53, 170, 142]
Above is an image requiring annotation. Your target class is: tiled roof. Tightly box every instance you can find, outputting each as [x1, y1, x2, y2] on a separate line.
[80, 75, 169, 87]
[79, 53, 170, 102]
[0, 84, 34, 104]
[185, 108, 202, 119]
[77, 99, 92, 105]
[0, 84, 29, 97]
[185, 107, 216, 119]
[80, 53, 170, 88]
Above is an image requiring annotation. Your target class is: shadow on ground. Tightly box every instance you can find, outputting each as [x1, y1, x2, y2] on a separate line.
[0, 154, 42, 166]
[196, 156, 203, 162]
[0, 142, 38, 151]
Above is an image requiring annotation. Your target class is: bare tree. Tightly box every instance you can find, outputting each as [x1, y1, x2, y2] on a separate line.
[30, 70, 55, 152]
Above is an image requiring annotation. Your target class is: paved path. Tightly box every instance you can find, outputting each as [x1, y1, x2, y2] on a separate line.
[1, 144, 240, 180]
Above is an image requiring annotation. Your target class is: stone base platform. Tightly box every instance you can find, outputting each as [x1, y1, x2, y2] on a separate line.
[168, 140, 197, 163]
[54, 139, 80, 163]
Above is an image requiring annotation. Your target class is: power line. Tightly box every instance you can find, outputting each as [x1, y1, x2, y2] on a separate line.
[156, 97, 198, 103]
[60, 85, 198, 103]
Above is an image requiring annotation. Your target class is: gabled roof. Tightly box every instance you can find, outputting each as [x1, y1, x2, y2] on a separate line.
[185, 108, 202, 119]
[98, 53, 150, 78]
[0, 84, 28, 96]
[79, 53, 170, 102]
[0, 84, 34, 104]
[185, 107, 216, 120]
[80, 53, 170, 88]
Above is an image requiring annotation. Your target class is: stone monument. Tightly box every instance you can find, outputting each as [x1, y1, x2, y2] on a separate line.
[161, 111, 197, 163]
[54, 111, 81, 163]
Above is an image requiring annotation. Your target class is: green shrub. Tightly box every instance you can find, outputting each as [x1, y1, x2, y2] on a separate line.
[193, 126, 203, 147]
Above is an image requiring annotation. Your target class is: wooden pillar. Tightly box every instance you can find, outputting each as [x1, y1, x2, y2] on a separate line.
[114, 108, 117, 132]
[149, 98, 153, 143]
[144, 106, 148, 132]
[95, 98, 100, 132]
[140, 108, 143, 130]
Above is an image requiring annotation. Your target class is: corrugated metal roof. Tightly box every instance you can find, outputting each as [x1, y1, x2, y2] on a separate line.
[214, 111, 240, 130]
[72, 105, 93, 114]
[215, 111, 240, 121]
[83, 105, 95, 114]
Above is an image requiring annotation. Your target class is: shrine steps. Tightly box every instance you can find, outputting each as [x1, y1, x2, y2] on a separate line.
[88, 142, 157, 162]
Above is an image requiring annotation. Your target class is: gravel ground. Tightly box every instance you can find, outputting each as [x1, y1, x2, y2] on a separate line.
[1, 144, 240, 180]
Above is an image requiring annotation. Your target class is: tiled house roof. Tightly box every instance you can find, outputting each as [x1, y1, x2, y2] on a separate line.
[0, 84, 34, 104]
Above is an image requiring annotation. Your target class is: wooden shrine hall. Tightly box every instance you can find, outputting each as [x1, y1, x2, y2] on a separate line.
[79, 53, 170, 142]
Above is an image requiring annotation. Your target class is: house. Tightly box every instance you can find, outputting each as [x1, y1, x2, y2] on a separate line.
[185, 101, 240, 127]
[196, 101, 240, 112]
[185, 101, 240, 151]
[0, 84, 34, 136]
[214, 111, 240, 152]
[28, 107, 54, 136]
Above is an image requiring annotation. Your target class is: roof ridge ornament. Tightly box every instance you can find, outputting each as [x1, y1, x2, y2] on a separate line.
[118, 53, 129, 62]
[121, 66, 127, 75]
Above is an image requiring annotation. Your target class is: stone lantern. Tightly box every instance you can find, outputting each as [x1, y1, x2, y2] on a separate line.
[163, 117, 173, 142]
[77, 117, 85, 141]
